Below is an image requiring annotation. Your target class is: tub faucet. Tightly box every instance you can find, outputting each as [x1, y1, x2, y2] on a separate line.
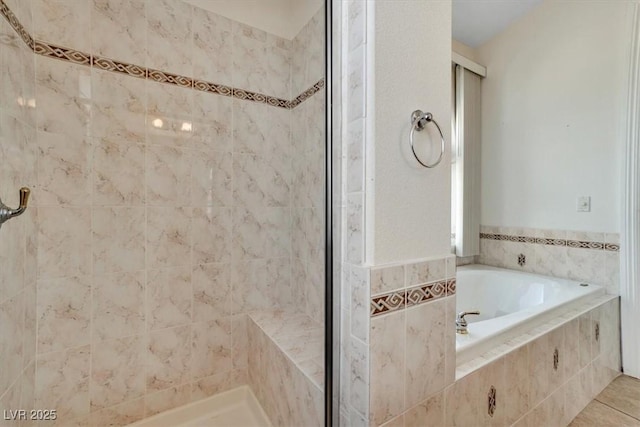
[456, 311, 480, 334]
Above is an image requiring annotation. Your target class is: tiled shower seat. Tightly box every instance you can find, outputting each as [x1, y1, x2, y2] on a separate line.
[247, 310, 324, 426]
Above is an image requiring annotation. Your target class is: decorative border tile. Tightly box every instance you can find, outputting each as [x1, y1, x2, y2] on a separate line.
[34, 41, 91, 65]
[0, 0, 323, 110]
[405, 280, 447, 307]
[0, 0, 33, 49]
[479, 233, 619, 252]
[446, 278, 456, 295]
[92, 56, 146, 79]
[370, 279, 456, 317]
[370, 291, 405, 317]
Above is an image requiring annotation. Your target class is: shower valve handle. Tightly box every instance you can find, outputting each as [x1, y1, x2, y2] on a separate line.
[0, 187, 31, 229]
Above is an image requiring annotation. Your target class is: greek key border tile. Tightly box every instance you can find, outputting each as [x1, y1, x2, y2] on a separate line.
[446, 278, 456, 296]
[480, 232, 619, 252]
[92, 55, 146, 79]
[370, 277, 455, 318]
[406, 280, 447, 307]
[0, 0, 33, 49]
[371, 291, 405, 317]
[0, 0, 323, 110]
[605, 243, 620, 251]
[34, 41, 91, 65]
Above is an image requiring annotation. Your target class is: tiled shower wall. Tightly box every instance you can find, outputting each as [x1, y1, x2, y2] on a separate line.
[0, 0, 37, 421]
[0, 0, 325, 425]
[479, 225, 620, 294]
[291, 9, 326, 325]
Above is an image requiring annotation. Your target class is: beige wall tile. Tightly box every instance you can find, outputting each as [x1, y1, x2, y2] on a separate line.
[36, 207, 91, 279]
[0, 294, 25, 395]
[191, 319, 232, 380]
[504, 345, 530, 425]
[192, 263, 230, 323]
[146, 267, 192, 331]
[370, 265, 405, 296]
[90, 335, 145, 411]
[37, 276, 91, 353]
[144, 384, 191, 418]
[528, 327, 564, 408]
[405, 300, 446, 409]
[192, 9, 232, 86]
[35, 346, 91, 420]
[92, 207, 145, 275]
[406, 259, 446, 287]
[92, 138, 145, 205]
[92, 271, 145, 341]
[145, 0, 192, 77]
[404, 392, 444, 427]
[91, 0, 147, 66]
[146, 206, 191, 269]
[370, 311, 405, 426]
[146, 325, 191, 393]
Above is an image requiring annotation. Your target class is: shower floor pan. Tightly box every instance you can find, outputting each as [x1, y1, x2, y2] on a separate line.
[129, 386, 272, 427]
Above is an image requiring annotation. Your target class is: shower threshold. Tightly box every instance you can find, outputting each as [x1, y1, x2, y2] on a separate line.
[129, 386, 272, 427]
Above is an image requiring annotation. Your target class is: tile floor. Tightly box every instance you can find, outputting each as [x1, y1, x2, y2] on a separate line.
[569, 375, 640, 426]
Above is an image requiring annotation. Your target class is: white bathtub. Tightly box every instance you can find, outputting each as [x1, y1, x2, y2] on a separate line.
[455, 265, 604, 365]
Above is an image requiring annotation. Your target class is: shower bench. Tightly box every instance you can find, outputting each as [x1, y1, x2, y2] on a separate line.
[246, 310, 324, 426]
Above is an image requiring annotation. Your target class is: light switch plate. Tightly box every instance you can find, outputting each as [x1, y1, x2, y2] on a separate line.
[577, 196, 591, 212]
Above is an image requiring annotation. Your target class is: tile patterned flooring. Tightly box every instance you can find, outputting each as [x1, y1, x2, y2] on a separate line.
[569, 375, 640, 426]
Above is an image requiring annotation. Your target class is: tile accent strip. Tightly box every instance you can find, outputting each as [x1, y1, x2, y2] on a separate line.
[0, 0, 33, 49]
[0, 0, 323, 110]
[479, 233, 620, 252]
[370, 279, 456, 317]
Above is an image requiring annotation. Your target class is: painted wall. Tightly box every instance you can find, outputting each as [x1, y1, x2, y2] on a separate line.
[372, 0, 452, 264]
[477, 0, 633, 233]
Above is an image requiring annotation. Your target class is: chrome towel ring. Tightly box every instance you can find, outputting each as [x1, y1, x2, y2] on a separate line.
[409, 110, 445, 168]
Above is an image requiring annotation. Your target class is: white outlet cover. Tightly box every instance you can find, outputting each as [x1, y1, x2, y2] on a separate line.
[577, 196, 591, 212]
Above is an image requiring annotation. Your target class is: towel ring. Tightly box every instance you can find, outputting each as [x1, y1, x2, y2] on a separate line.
[409, 110, 445, 168]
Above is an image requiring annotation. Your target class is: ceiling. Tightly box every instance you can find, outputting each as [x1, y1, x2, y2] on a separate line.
[184, 0, 323, 40]
[453, 0, 543, 48]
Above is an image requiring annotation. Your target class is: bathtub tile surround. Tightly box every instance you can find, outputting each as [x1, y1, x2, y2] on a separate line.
[448, 295, 621, 427]
[369, 257, 456, 318]
[0, 0, 326, 425]
[480, 226, 621, 294]
[365, 255, 457, 425]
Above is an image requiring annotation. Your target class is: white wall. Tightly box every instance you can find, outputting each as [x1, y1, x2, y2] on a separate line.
[478, 0, 633, 233]
[371, 0, 451, 265]
[183, 0, 323, 40]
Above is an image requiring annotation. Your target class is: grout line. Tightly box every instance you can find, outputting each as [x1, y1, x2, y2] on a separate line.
[590, 396, 640, 421]
[593, 398, 640, 422]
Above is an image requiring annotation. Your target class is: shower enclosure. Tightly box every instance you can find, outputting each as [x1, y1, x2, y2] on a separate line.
[0, 0, 337, 425]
